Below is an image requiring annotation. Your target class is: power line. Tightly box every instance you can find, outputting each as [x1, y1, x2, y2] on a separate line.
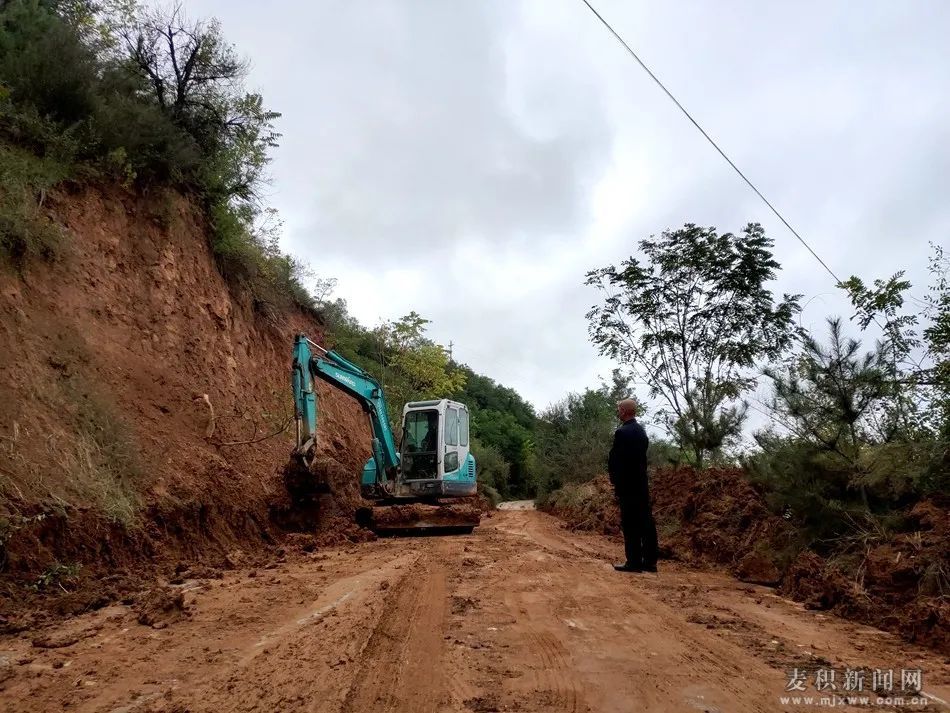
[579, 0, 844, 286]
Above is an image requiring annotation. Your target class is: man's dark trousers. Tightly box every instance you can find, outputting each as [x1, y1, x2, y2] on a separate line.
[608, 417, 658, 569]
[617, 479, 658, 568]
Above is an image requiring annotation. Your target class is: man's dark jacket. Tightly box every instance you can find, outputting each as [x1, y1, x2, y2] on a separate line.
[607, 418, 649, 497]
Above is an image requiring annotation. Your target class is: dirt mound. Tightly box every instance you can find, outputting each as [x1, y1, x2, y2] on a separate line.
[651, 467, 795, 580]
[271, 452, 375, 543]
[133, 585, 188, 629]
[782, 551, 852, 609]
[0, 185, 371, 621]
[780, 497, 950, 653]
[538, 477, 621, 536]
[540, 468, 793, 578]
[733, 551, 783, 586]
[542, 469, 950, 654]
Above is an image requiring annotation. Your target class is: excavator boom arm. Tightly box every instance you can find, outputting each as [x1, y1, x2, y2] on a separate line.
[292, 334, 399, 484]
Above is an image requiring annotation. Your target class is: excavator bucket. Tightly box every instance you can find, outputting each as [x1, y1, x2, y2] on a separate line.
[365, 500, 482, 536]
[284, 457, 331, 496]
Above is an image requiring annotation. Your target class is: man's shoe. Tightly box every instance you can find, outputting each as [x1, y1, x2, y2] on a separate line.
[613, 563, 642, 572]
[642, 564, 658, 573]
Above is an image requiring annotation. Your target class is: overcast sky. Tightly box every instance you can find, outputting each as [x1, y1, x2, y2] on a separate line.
[189, 0, 949, 418]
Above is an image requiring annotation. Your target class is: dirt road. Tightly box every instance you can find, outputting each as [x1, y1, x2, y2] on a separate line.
[1, 508, 947, 712]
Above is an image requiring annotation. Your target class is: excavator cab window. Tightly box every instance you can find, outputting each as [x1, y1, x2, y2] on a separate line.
[444, 407, 459, 446]
[401, 409, 439, 479]
[459, 409, 469, 447]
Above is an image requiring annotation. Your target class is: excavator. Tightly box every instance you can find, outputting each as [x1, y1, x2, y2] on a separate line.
[288, 334, 481, 534]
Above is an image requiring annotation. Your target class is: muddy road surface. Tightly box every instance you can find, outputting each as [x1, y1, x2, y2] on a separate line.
[1, 509, 948, 712]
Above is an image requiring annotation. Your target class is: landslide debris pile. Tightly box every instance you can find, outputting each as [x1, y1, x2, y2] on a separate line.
[273, 453, 376, 545]
[541, 468, 950, 654]
[781, 497, 950, 653]
[540, 469, 793, 580]
[0, 185, 372, 625]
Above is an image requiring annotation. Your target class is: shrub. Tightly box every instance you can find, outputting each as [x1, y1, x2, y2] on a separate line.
[472, 437, 510, 499]
[0, 143, 71, 264]
[0, 1, 100, 137]
[0, 1, 318, 312]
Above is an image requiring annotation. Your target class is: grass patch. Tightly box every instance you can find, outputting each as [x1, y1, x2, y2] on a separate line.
[56, 429, 141, 525]
[1, 326, 143, 528]
[3, 347, 145, 525]
[0, 142, 72, 265]
[59, 379, 143, 525]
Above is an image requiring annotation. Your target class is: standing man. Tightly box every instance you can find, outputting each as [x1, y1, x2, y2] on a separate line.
[608, 399, 658, 573]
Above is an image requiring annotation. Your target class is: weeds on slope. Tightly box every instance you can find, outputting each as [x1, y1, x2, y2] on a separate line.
[0, 0, 313, 313]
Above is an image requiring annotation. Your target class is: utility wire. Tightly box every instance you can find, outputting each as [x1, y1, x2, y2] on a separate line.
[579, 0, 844, 286]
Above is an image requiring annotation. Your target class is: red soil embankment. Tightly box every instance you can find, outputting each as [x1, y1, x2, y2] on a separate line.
[0, 185, 371, 626]
[541, 468, 949, 653]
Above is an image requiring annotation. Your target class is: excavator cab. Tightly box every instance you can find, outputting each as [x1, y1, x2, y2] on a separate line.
[359, 399, 476, 500]
[395, 400, 476, 498]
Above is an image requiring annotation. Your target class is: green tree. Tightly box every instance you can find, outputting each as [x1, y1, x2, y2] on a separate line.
[321, 308, 465, 431]
[586, 223, 800, 467]
[379, 312, 466, 411]
[925, 245, 950, 433]
[752, 318, 945, 544]
[764, 318, 897, 461]
[0, 0, 311, 308]
[470, 409, 535, 497]
[448, 362, 539, 498]
[842, 242, 950, 437]
[122, 6, 282, 195]
[452, 369, 536, 432]
[533, 386, 622, 495]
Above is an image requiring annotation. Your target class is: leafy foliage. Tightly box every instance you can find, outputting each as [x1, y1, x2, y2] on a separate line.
[750, 318, 948, 547]
[368, 312, 467, 423]
[926, 245, 950, 432]
[764, 318, 902, 457]
[451, 368, 538, 497]
[321, 305, 466, 430]
[0, 143, 69, 263]
[842, 243, 950, 437]
[0, 0, 311, 311]
[586, 223, 801, 466]
[470, 437, 510, 499]
[533, 387, 618, 495]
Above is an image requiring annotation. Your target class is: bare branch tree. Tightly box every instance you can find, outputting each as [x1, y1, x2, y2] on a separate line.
[121, 4, 246, 120]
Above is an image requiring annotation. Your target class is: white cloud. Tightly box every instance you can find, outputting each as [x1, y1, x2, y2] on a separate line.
[188, 0, 949, 419]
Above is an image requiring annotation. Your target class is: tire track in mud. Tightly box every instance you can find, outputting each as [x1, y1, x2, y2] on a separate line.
[340, 539, 455, 713]
[499, 555, 588, 712]
[160, 548, 424, 713]
[441, 520, 592, 713]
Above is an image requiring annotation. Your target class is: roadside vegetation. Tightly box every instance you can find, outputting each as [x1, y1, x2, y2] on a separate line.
[579, 222, 948, 521]
[0, 0, 309, 313]
[539, 222, 949, 651]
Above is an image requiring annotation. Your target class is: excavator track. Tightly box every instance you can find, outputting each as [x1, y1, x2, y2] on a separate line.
[365, 499, 482, 537]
